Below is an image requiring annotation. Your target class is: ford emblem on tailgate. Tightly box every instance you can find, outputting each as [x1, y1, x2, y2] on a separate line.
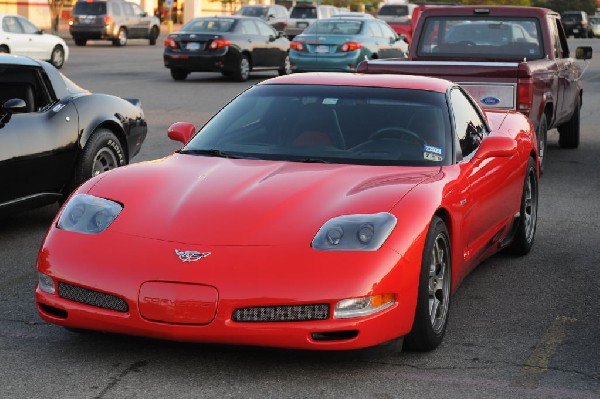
[175, 250, 211, 262]
[482, 96, 501, 105]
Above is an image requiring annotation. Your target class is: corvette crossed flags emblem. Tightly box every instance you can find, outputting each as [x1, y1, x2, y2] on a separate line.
[174, 250, 211, 262]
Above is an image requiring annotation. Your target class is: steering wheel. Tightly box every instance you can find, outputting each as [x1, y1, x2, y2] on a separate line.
[369, 127, 426, 147]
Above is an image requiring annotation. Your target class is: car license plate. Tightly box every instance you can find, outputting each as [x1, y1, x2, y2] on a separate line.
[297, 22, 308, 28]
[315, 45, 329, 54]
[186, 42, 202, 50]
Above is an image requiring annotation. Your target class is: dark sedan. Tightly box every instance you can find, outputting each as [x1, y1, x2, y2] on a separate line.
[0, 55, 147, 215]
[163, 16, 291, 81]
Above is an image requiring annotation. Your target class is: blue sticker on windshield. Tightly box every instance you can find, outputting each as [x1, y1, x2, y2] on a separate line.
[424, 145, 443, 162]
[424, 145, 442, 155]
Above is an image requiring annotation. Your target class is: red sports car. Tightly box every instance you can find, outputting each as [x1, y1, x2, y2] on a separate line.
[36, 73, 539, 352]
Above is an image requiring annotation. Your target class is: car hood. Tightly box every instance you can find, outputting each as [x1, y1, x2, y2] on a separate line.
[88, 154, 439, 245]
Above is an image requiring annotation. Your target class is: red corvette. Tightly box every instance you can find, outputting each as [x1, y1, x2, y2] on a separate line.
[36, 73, 539, 352]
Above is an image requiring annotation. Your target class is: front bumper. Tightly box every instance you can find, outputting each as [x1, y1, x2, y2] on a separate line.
[36, 228, 420, 350]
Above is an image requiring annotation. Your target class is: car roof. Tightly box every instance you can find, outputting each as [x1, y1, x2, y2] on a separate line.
[261, 72, 452, 93]
[0, 54, 42, 68]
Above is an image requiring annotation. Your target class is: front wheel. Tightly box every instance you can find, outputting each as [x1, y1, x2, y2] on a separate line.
[149, 26, 159, 45]
[233, 55, 250, 82]
[505, 157, 538, 255]
[404, 216, 451, 351]
[50, 45, 65, 69]
[558, 99, 580, 148]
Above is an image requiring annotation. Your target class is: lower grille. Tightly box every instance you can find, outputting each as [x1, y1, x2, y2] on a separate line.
[58, 282, 128, 312]
[232, 304, 329, 322]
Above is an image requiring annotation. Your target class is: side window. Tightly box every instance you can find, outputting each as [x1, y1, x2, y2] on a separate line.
[256, 21, 276, 37]
[379, 22, 397, 40]
[112, 2, 123, 16]
[450, 88, 487, 159]
[554, 17, 569, 58]
[3, 17, 23, 33]
[131, 3, 144, 16]
[18, 17, 39, 34]
[122, 2, 134, 16]
[241, 20, 259, 35]
[369, 21, 384, 38]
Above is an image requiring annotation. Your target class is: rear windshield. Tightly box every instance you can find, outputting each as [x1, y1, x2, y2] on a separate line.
[290, 6, 317, 19]
[181, 18, 236, 33]
[417, 17, 543, 60]
[72, 2, 107, 15]
[236, 7, 268, 18]
[304, 20, 362, 35]
[378, 5, 409, 17]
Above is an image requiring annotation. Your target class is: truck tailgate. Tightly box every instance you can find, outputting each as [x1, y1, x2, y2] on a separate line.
[358, 60, 521, 110]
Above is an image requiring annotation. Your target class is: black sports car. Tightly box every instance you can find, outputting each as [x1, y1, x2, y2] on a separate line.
[0, 55, 147, 215]
[163, 16, 291, 82]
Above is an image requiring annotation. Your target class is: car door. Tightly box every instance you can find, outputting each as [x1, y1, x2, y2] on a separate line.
[553, 17, 579, 123]
[255, 20, 282, 67]
[377, 21, 407, 58]
[0, 70, 79, 203]
[450, 88, 522, 267]
[239, 19, 268, 67]
[130, 2, 151, 38]
[16, 16, 48, 60]
[1, 16, 31, 57]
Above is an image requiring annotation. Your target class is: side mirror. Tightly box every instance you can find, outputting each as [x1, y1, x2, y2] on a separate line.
[268, 14, 275, 20]
[2, 98, 27, 113]
[473, 135, 516, 162]
[575, 46, 592, 60]
[168, 122, 196, 144]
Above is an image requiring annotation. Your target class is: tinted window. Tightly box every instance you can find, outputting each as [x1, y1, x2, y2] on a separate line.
[290, 7, 317, 19]
[72, 1, 107, 15]
[378, 5, 409, 17]
[182, 18, 236, 33]
[450, 88, 487, 158]
[304, 20, 362, 35]
[184, 84, 452, 167]
[236, 7, 268, 18]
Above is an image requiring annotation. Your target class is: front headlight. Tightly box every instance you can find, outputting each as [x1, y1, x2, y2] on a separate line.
[57, 194, 123, 234]
[312, 212, 397, 251]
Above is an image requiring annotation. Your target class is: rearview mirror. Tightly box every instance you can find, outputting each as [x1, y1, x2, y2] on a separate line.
[168, 122, 196, 144]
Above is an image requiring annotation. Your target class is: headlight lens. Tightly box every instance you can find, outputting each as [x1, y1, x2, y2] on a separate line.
[312, 213, 396, 251]
[334, 294, 396, 319]
[38, 272, 55, 294]
[57, 194, 123, 234]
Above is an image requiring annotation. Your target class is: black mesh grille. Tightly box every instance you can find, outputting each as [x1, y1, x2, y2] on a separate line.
[58, 282, 128, 312]
[232, 304, 329, 322]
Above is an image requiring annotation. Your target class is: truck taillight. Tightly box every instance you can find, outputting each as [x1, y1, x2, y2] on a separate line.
[208, 39, 231, 50]
[339, 42, 363, 52]
[164, 38, 179, 49]
[517, 78, 533, 112]
[290, 41, 305, 51]
[104, 15, 112, 25]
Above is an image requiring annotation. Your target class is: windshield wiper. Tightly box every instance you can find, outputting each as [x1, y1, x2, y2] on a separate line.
[179, 149, 246, 159]
[295, 157, 331, 164]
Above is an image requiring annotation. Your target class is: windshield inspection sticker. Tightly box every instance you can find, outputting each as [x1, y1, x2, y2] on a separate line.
[424, 145, 443, 161]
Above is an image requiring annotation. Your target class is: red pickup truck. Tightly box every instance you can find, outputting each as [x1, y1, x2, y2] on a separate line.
[359, 6, 592, 171]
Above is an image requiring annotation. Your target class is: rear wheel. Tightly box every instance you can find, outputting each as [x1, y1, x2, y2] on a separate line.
[278, 54, 291, 76]
[506, 157, 538, 255]
[113, 28, 127, 46]
[558, 99, 580, 148]
[404, 216, 451, 352]
[170, 69, 189, 81]
[76, 129, 126, 185]
[50, 45, 65, 69]
[233, 55, 250, 82]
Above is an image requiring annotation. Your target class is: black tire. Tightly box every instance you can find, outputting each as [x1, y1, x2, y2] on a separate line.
[113, 28, 127, 46]
[0, 45, 9, 53]
[50, 45, 65, 69]
[149, 26, 159, 45]
[74, 38, 87, 46]
[233, 54, 250, 82]
[558, 98, 580, 148]
[404, 216, 451, 352]
[506, 157, 538, 255]
[170, 69, 189, 81]
[76, 129, 126, 186]
[278, 54, 291, 76]
[536, 114, 547, 175]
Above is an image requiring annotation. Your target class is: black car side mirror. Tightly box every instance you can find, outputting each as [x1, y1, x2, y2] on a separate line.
[2, 98, 27, 113]
[576, 46, 593, 60]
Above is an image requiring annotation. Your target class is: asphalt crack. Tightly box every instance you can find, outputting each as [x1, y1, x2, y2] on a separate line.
[94, 360, 149, 399]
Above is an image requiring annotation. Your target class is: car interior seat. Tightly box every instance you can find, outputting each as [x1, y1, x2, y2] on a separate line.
[0, 82, 35, 112]
[290, 104, 346, 148]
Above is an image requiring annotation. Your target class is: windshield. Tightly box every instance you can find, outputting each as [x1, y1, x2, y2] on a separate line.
[304, 20, 363, 35]
[290, 7, 317, 19]
[378, 5, 409, 17]
[183, 84, 452, 167]
[182, 18, 235, 33]
[417, 17, 543, 60]
[236, 7, 268, 18]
